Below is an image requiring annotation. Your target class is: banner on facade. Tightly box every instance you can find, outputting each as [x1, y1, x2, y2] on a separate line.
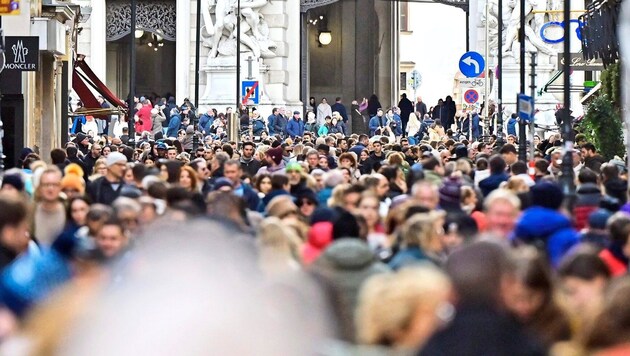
[557, 53, 604, 71]
[0, 0, 20, 15]
[3, 36, 38, 71]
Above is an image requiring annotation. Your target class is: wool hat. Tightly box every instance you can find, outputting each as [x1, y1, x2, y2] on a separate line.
[106, 152, 127, 167]
[61, 164, 86, 193]
[439, 177, 462, 205]
[213, 177, 234, 191]
[530, 182, 564, 210]
[310, 207, 340, 225]
[588, 208, 612, 230]
[1, 174, 24, 192]
[286, 162, 303, 172]
[266, 146, 284, 165]
[266, 195, 298, 218]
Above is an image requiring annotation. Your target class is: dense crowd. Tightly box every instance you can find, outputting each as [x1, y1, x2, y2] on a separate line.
[0, 93, 629, 354]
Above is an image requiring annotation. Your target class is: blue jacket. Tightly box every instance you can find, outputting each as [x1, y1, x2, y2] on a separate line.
[507, 117, 518, 136]
[274, 115, 288, 136]
[389, 246, 430, 271]
[286, 118, 305, 138]
[471, 113, 481, 139]
[331, 103, 349, 122]
[166, 114, 182, 138]
[514, 206, 579, 266]
[368, 115, 386, 136]
[478, 172, 509, 196]
[267, 114, 277, 134]
[198, 114, 214, 134]
[391, 114, 403, 136]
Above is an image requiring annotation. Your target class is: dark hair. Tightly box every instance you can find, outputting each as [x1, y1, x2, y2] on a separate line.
[511, 161, 528, 175]
[583, 277, 630, 349]
[499, 144, 517, 155]
[535, 159, 549, 174]
[0, 195, 29, 233]
[50, 148, 67, 165]
[271, 174, 289, 190]
[607, 212, 630, 244]
[581, 142, 596, 153]
[254, 173, 272, 192]
[422, 156, 441, 171]
[476, 157, 489, 170]
[578, 168, 598, 184]
[489, 155, 507, 174]
[558, 248, 611, 280]
[66, 196, 92, 225]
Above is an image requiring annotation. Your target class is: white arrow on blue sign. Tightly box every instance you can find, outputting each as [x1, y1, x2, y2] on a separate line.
[518, 94, 534, 121]
[459, 51, 485, 78]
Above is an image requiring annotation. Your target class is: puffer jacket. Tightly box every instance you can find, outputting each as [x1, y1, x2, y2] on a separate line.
[302, 222, 333, 265]
[514, 207, 579, 266]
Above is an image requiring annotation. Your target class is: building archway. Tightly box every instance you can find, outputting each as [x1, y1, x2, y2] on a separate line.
[105, 0, 176, 99]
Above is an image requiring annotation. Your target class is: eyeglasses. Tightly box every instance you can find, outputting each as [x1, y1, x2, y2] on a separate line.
[298, 200, 315, 207]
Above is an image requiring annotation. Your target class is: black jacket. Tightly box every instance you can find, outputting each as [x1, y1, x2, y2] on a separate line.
[419, 305, 545, 356]
[88, 176, 125, 205]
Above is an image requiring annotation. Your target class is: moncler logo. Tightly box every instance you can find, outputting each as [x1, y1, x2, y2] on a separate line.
[12, 40, 28, 63]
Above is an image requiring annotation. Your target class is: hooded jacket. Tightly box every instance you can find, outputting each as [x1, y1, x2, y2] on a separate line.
[302, 222, 333, 265]
[514, 207, 579, 266]
[573, 183, 602, 230]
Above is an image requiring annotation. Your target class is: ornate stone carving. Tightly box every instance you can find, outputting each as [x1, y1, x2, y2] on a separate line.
[106, 0, 176, 42]
[300, 0, 341, 12]
[201, 0, 277, 60]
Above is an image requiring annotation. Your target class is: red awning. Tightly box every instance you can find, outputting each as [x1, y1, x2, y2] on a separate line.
[72, 55, 128, 113]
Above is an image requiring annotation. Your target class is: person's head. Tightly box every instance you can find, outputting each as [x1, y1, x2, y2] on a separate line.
[371, 173, 390, 199]
[499, 144, 518, 166]
[50, 148, 67, 165]
[580, 142, 596, 158]
[484, 189, 521, 238]
[95, 217, 129, 259]
[356, 266, 452, 349]
[489, 154, 507, 174]
[558, 248, 610, 313]
[503, 247, 555, 322]
[607, 212, 630, 255]
[61, 164, 86, 198]
[577, 168, 598, 185]
[411, 181, 440, 210]
[167, 147, 179, 160]
[223, 160, 243, 186]
[401, 212, 446, 253]
[190, 158, 210, 181]
[446, 240, 515, 307]
[254, 174, 273, 195]
[0, 194, 30, 253]
[358, 192, 381, 229]
[372, 141, 382, 154]
[377, 108, 383, 117]
[178, 165, 199, 192]
[242, 141, 255, 159]
[91, 143, 102, 158]
[342, 184, 365, 214]
[37, 166, 63, 203]
[583, 276, 630, 351]
[321, 97, 328, 104]
[296, 190, 318, 218]
[106, 152, 128, 181]
[67, 196, 91, 226]
[285, 162, 303, 186]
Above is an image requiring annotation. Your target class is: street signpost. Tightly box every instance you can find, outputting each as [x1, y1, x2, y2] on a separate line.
[464, 89, 479, 104]
[242, 80, 259, 105]
[410, 69, 421, 100]
[518, 94, 534, 121]
[459, 51, 485, 78]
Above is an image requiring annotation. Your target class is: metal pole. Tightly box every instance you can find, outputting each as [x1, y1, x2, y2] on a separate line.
[519, 0, 525, 94]
[0, 16, 4, 171]
[496, 0, 504, 148]
[465, 10, 470, 52]
[529, 52, 536, 161]
[484, 1, 490, 137]
[300, 11, 308, 117]
[193, 0, 201, 152]
[128, 0, 137, 148]
[561, 0, 575, 199]
[236, 0, 241, 116]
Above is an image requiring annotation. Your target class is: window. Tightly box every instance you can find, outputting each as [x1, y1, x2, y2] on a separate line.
[400, 72, 407, 90]
[400, 2, 409, 32]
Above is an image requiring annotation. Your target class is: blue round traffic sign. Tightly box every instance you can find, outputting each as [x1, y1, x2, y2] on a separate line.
[464, 89, 479, 104]
[459, 51, 485, 78]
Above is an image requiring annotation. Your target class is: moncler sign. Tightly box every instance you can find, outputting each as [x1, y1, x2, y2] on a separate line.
[3, 36, 38, 71]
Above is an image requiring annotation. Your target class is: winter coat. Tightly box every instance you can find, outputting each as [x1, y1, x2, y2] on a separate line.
[166, 114, 182, 138]
[273, 115, 288, 137]
[514, 206, 580, 266]
[368, 115, 387, 137]
[151, 110, 167, 136]
[584, 154, 605, 173]
[317, 103, 333, 127]
[198, 114, 214, 135]
[573, 183, 602, 230]
[388, 245, 431, 271]
[507, 116, 518, 136]
[87, 177, 126, 206]
[240, 157, 261, 178]
[479, 172, 510, 197]
[599, 243, 629, 277]
[286, 118, 305, 138]
[312, 238, 390, 341]
[390, 114, 403, 136]
[420, 305, 545, 356]
[266, 114, 277, 134]
[302, 222, 333, 265]
[604, 178, 628, 204]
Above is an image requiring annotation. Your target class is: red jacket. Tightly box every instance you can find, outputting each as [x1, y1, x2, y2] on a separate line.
[136, 105, 153, 133]
[599, 248, 627, 277]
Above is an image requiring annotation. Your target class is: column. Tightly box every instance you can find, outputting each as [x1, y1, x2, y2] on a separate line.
[176, 0, 191, 103]
[284, 0, 302, 106]
[90, 0, 107, 80]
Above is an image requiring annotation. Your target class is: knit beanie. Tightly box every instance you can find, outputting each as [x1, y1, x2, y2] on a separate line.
[1, 174, 24, 192]
[61, 164, 85, 193]
[588, 209, 612, 230]
[439, 176, 462, 205]
[530, 182, 564, 210]
[266, 146, 284, 165]
[106, 152, 127, 167]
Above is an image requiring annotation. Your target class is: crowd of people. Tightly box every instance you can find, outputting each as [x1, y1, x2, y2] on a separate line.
[0, 92, 629, 354]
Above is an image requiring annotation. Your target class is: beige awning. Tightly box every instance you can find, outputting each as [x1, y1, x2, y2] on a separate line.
[581, 82, 602, 104]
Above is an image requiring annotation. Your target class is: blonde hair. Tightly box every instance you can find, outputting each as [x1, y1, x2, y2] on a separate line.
[328, 183, 351, 208]
[356, 266, 451, 346]
[400, 212, 444, 249]
[483, 188, 521, 211]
